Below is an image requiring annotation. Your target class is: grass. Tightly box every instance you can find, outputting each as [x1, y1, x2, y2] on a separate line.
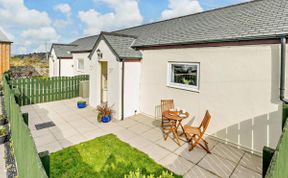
[50, 134, 181, 178]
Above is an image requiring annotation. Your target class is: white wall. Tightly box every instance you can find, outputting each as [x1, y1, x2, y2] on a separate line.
[49, 48, 74, 77]
[49, 49, 58, 77]
[124, 61, 141, 117]
[139, 44, 283, 153]
[60, 59, 74, 76]
[89, 39, 122, 119]
[72, 52, 90, 76]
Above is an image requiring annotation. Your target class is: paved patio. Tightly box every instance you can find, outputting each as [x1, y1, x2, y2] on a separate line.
[21, 98, 262, 178]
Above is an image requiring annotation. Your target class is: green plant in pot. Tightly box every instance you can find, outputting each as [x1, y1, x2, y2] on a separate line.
[0, 115, 7, 125]
[96, 104, 114, 123]
[77, 100, 87, 108]
[0, 126, 8, 144]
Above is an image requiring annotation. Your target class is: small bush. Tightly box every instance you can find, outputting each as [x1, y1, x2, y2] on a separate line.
[32, 76, 49, 79]
[96, 104, 114, 116]
[77, 101, 86, 104]
[0, 127, 7, 136]
[124, 169, 175, 178]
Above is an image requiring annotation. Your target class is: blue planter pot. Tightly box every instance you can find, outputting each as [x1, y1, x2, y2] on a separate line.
[101, 115, 112, 123]
[77, 103, 87, 109]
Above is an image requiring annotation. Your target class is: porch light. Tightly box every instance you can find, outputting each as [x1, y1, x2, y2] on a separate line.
[97, 49, 103, 59]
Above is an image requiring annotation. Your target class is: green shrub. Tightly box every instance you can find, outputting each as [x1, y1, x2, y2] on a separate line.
[124, 169, 175, 178]
[32, 76, 49, 79]
[0, 126, 7, 136]
[0, 115, 4, 120]
[77, 101, 86, 104]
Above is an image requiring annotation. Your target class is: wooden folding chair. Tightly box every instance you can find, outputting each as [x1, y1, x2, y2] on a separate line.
[184, 110, 212, 153]
[160, 99, 174, 128]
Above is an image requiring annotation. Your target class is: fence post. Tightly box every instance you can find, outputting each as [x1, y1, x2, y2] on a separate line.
[39, 151, 50, 177]
[22, 113, 29, 126]
[262, 146, 275, 177]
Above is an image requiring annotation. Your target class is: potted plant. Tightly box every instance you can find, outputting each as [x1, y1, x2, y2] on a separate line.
[77, 101, 87, 109]
[0, 115, 7, 125]
[0, 126, 8, 144]
[96, 104, 114, 123]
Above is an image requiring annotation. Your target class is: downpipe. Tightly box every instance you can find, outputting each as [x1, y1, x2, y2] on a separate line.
[280, 36, 288, 103]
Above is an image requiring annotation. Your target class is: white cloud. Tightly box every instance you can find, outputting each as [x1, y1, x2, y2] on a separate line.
[21, 27, 59, 41]
[0, 0, 51, 27]
[161, 0, 203, 20]
[53, 4, 72, 31]
[0, 0, 59, 54]
[53, 19, 72, 31]
[54, 3, 71, 16]
[78, 0, 143, 35]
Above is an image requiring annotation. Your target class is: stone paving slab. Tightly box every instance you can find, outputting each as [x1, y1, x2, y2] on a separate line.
[21, 98, 263, 177]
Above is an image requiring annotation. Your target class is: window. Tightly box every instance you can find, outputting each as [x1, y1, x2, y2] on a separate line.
[77, 59, 84, 71]
[167, 62, 200, 91]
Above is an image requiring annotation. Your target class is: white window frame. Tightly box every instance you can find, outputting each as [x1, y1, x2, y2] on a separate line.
[77, 58, 84, 72]
[167, 62, 200, 92]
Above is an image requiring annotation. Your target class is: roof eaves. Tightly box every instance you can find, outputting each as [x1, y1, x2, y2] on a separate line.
[132, 33, 287, 49]
[101, 31, 137, 39]
[70, 50, 92, 53]
[0, 40, 12, 43]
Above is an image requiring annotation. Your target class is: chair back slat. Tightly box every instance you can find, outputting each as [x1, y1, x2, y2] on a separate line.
[160, 99, 174, 114]
[200, 110, 211, 133]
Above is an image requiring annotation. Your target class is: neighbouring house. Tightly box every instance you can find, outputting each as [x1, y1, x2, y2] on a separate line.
[49, 44, 75, 77]
[49, 35, 98, 77]
[0, 30, 12, 80]
[51, 0, 288, 154]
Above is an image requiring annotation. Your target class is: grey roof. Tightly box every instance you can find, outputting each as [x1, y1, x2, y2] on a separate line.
[53, 0, 288, 58]
[103, 33, 142, 59]
[114, 0, 288, 47]
[52, 44, 76, 58]
[0, 30, 11, 42]
[51, 35, 99, 58]
[70, 35, 99, 52]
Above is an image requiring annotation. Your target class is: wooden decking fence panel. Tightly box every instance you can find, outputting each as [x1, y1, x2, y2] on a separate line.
[3, 74, 49, 178]
[9, 75, 89, 106]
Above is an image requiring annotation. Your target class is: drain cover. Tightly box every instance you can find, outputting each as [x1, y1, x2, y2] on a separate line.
[35, 121, 56, 130]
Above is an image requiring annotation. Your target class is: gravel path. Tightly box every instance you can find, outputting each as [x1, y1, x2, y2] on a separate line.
[0, 96, 7, 177]
[0, 95, 18, 178]
[0, 144, 6, 177]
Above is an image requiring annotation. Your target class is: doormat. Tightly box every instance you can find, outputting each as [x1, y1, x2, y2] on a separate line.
[35, 121, 56, 130]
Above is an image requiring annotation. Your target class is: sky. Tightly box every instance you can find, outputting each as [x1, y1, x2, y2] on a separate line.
[0, 0, 250, 55]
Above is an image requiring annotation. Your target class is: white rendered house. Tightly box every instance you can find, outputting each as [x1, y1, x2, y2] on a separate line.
[49, 35, 98, 77]
[49, 44, 75, 77]
[52, 0, 288, 154]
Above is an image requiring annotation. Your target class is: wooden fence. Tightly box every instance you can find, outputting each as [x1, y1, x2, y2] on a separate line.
[3, 74, 49, 178]
[9, 75, 89, 106]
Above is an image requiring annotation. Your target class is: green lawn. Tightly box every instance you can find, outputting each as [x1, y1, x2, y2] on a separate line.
[50, 134, 181, 178]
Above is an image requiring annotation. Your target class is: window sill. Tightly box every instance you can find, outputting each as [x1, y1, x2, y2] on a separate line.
[167, 84, 199, 93]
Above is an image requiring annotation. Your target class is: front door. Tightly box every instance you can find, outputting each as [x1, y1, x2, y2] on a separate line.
[101, 62, 108, 104]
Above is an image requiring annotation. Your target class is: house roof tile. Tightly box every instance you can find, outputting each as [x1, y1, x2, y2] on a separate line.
[102, 33, 142, 59]
[52, 0, 288, 58]
[114, 0, 288, 47]
[52, 44, 76, 58]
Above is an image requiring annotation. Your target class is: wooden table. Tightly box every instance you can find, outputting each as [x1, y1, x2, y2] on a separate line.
[162, 110, 189, 146]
